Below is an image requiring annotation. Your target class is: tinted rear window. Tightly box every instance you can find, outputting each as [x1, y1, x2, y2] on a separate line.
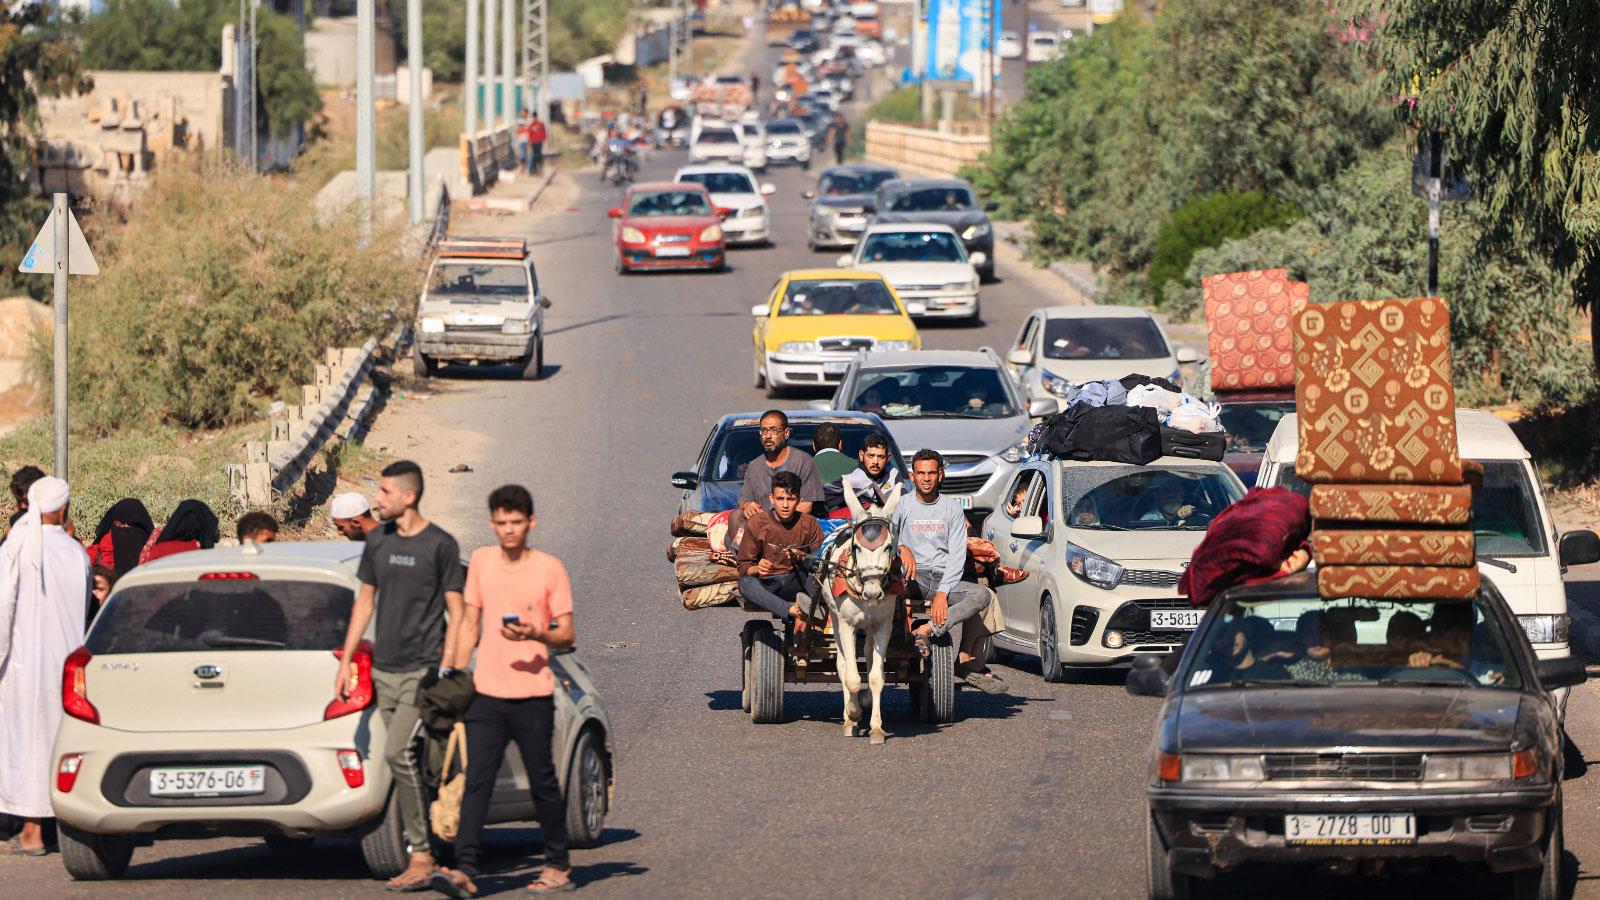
[87, 581, 354, 654]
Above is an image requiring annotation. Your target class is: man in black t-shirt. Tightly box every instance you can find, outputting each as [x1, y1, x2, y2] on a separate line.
[333, 460, 466, 891]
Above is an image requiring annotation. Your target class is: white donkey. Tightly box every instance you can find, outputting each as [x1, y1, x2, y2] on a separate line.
[820, 482, 903, 745]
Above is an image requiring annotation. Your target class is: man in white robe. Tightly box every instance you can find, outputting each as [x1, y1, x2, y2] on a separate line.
[0, 477, 88, 855]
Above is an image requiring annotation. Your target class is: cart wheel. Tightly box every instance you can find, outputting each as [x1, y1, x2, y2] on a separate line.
[748, 623, 785, 724]
[923, 634, 956, 724]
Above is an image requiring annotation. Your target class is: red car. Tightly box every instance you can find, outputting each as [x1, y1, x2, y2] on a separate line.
[609, 182, 730, 273]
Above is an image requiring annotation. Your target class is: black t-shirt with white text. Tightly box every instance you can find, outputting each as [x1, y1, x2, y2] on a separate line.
[358, 522, 467, 672]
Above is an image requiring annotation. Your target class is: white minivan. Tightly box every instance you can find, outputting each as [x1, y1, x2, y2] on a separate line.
[1257, 410, 1600, 676]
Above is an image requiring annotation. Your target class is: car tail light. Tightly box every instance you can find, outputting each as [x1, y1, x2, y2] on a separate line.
[324, 640, 375, 720]
[1512, 748, 1539, 780]
[1157, 751, 1182, 782]
[62, 647, 99, 724]
[57, 754, 83, 793]
[337, 749, 365, 788]
[199, 572, 258, 580]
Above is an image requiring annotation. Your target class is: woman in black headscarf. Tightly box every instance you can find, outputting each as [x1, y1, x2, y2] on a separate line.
[141, 499, 220, 564]
[86, 498, 155, 577]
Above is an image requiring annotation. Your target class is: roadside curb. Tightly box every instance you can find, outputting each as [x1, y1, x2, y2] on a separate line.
[457, 166, 559, 214]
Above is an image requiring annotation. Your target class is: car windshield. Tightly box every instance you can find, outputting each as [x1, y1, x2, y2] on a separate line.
[679, 172, 756, 194]
[1276, 459, 1546, 558]
[87, 581, 354, 653]
[884, 187, 975, 212]
[858, 231, 965, 263]
[1042, 317, 1169, 361]
[1217, 400, 1295, 453]
[1061, 465, 1241, 530]
[627, 190, 711, 217]
[849, 365, 1017, 419]
[821, 171, 896, 195]
[780, 279, 899, 315]
[769, 120, 803, 135]
[706, 423, 903, 481]
[1184, 594, 1522, 691]
[427, 262, 530, 304]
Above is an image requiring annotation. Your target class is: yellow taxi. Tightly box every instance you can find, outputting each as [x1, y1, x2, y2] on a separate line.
[750, 269, 922, 397]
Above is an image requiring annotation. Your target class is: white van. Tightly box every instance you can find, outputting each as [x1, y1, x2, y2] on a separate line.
[1259, 410, 1600, 673]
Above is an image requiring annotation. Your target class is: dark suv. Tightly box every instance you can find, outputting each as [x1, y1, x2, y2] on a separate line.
[1128, 572, 1582, 900]
[868, 178, 998, 281]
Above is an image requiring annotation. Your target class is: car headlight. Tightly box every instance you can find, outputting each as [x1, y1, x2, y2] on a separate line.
[998, 435, 1030, 463]
[502, 319, 531, 335]
[1423, 753, 1514, 782]
[701, 224, 723, 241]
[1178, 754, 1265, 783]
[962, 222, 992, 241]
[943, 281, 976, 293]
[621, 226, 646, 243]
[419, 317, 445, 334]
[1039, 368, 1079, 398]
[877, 340, 915, 351]
[1518, 614, 1570, 644]
[1066, 542, 1124, 589]
[778, 341, 820, 353]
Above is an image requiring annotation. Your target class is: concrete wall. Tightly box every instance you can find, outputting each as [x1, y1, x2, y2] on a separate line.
[864, 120, 990, 178]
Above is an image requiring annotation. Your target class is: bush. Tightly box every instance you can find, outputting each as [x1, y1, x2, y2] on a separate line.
[866, 87, 924, 125]
[1147, 191, 1303, 304]
[36, 161, 420, 433]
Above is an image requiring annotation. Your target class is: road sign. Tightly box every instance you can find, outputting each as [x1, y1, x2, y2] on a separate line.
[19, 205, 99, 276]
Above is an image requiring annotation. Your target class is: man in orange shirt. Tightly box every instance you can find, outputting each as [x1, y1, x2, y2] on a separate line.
[432, 485, 576, 897]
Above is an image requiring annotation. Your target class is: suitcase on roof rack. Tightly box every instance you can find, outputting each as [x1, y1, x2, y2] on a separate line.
[1159, 426, 1225, 462]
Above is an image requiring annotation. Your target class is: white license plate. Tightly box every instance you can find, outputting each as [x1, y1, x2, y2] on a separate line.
[150, 766, 266, 797]
[837, 217, 864, 228]
[955, 495, 973, 509]
[1151, 609, 1202, 631]
[1286, 813, 1416, 845]
[823, 361, 851, 374]
[655, 247, 691, 257]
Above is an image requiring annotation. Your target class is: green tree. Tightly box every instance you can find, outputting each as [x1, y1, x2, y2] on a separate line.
[1360, 0, 1600, 372]
[0, 4, 90, 299]
[1147, 191, 1304, 303]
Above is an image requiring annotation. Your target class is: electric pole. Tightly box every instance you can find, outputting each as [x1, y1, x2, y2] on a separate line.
[465, 0, 480, 137]
[485, 0, 498, 129]
[501, 0, 514, 127]
[407, 0, 424, 223]
[523, 0, 549, 122]
[356, 0, 375, 234]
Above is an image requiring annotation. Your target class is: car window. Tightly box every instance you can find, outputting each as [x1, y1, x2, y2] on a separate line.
[706, 423, 903, 482]
[1217, 401, 1295, 453]
[1184, 594, 1521, 691]
[627, 190, 711, 217]
[428, 262, 530, 304]
[884, 187, 975, 212]
[768, 120, 802, 134]
[678, 172, 756, 194]
[699, 129, 738, 144]
[779, 279, 899, 316]
[88, 581, 354, 654]
[849, 364, 1018, 419]
[999, 469, 1049, 521]
[1042, 316, 1169, 360]
[858, 230, 964, 263]
[1060, 465, 1242, 530]
[1014, 316, 1039, 357]
[1276, 460, 1546, 557]
[820, 171, 896, 195]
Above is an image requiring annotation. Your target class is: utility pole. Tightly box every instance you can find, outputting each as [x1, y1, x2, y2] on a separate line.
[501, 0, 514, 127]
[1427, 130, 1441, 297]
[522, 0, 549, 122]
[668, 0, 680, 86]
[233, 0, 256, 168]
[50, 193, 67, 479]
[987, 0, 996, 119]
[249, 0, 257, 165]
[465, 0, 479, 137]
[407, 0, 424, 223]
[485, 0, 498, 130]
[356, 0, 375, 235]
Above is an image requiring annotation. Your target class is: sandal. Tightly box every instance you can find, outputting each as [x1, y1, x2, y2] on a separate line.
[426, 869, 478, 898]
[387, 858, 436, 892]
[0, 840, 47, 857]
[527, 867, 577, 893]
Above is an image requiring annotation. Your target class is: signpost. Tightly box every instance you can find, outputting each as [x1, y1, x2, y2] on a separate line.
[18, 193, 99, 480]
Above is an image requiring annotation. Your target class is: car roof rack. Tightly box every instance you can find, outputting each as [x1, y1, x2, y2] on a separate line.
[436, 237, 527, 259]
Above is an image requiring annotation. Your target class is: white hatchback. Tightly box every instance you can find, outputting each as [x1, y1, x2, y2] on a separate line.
[674, 163, 777, 246]
[1006, 305, 1192, 404]
[838, 223, 984, 321]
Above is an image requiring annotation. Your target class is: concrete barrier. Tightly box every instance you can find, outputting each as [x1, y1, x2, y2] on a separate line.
[864, 120, 990, 179]
[460, 125, 517, 195]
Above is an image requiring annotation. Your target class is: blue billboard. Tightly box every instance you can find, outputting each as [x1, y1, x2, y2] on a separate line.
[917, 0, 999, 91]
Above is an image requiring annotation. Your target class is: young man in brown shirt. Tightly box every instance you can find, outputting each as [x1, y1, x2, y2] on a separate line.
[737, 472, 823, 623]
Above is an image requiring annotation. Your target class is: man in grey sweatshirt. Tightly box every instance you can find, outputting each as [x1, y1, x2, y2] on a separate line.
[891, 449, 1008, 694]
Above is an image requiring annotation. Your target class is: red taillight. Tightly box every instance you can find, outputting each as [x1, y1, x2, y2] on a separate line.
[324, 640, 375, 720]
[336, 749, 365, 788]
[57, 754, 83, 793]
[62, 647, 99, 724]
[1156, 751, 1182, 783]
[199, 572, 258, 580]
[1513, 748, 1539, 780]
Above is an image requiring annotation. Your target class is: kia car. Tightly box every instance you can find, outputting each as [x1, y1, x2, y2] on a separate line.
[609, 182, 729, 273]
[1005, 306, 1193, 403]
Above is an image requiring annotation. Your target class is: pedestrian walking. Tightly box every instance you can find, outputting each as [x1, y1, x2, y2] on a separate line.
[330, 491, 380, 541]
[140, 499, 219, 564]
[0, 476, 89, 857]
[85, 498, 153, 578]
[527, 112, 549, 175]
[515, 107, 534, 174]
[236, 511, 279, 545]
[333, 460, 467, 891]
[5, 465, 44, 534]
[431, 484, 575, 897]
[826, 112, 850, 164]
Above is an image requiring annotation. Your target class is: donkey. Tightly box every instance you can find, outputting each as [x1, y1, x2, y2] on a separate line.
[819, 482, 904, 745]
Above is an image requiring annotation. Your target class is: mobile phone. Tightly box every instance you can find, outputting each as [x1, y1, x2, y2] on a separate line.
[502, 614, 522, 625]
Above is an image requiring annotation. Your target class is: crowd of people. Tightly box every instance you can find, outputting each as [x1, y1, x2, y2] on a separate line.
[0, 461, 582, 895]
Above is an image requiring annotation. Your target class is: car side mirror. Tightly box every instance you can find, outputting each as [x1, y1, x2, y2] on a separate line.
[761, 183, 778, 196]
[539, 297, 553, 309]
[802, 189, 816, 199]
[1559, 530, 1600, 567]
[969, 252, 988, 268]
[1008, 348, 1034, 367]
[1010, 515, 1046, 540]
[836, 253, 853, 268]
[905, 302, 927, 316]
[607, 208, 623, 218]
[1028, 397, 1059, 418]
[807, 399, 833, 411]
[1175, 346, 1200, 365]
[1125, 655, 1171, 697]
[751, 304, 770, 317]
[716, 207, 735, 219]
[984, 201, 999, 212]
[1536, 656, 1586, 691]
[671, 471, 700, 490]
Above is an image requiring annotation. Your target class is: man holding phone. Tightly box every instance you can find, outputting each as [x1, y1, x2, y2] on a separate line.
[432, 485, 575, 897]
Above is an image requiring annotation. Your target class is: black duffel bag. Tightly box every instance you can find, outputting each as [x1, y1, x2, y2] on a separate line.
[1053, 405, 1163, 465]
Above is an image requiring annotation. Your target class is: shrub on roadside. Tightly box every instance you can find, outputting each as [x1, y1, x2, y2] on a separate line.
[1147, 191, 1303, 304]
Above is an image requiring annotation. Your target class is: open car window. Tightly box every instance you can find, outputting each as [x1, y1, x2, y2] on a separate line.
[779, 280, 899, 316]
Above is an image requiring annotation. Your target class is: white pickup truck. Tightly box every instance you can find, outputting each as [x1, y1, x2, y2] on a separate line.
[413, 237, 552, 379]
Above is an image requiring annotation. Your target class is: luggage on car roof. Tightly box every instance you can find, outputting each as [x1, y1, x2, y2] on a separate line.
[1041, 405, 1163, 465]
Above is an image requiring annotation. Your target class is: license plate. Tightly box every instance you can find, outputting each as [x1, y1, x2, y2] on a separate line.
[150, 766, 266, 797]
[955, 495, 973, 509]
[823, 361, 850, 374]
[1286, 813, 1416, 845]
[1151, 609, 1202, 631]
[655, 247, 691, 257]
[837, 217, 864, 228]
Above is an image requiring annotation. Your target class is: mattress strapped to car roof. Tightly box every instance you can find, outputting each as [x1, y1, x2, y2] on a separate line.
[436, 237, 527, 259]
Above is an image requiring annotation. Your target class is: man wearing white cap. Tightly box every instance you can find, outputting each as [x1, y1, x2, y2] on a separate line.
[0, 476, 89, 856]
[330, 492, 379, 542]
